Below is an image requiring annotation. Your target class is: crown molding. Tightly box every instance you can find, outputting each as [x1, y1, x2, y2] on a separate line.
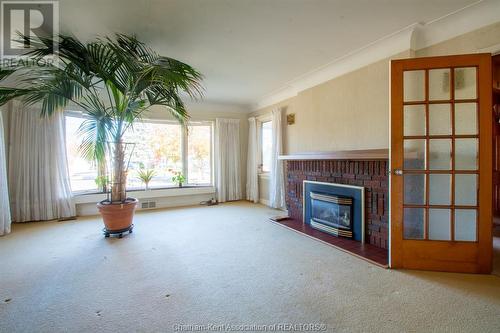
[412, 0, 500, 51]
[253, 0, 500, 111]
[477, 43, 500, 55]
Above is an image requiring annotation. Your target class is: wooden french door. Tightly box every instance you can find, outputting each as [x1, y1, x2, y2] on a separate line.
[391, 54, 493, 274]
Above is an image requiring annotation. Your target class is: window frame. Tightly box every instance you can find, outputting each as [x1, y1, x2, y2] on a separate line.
[65, 111, 214, 195]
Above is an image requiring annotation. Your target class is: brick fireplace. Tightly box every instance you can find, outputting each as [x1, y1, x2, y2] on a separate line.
[282, 152, 389, 249]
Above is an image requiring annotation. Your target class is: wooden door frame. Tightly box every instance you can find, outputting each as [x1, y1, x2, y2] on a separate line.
[390, 54, 493, 273]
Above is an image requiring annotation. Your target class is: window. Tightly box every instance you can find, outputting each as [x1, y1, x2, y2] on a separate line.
[65, 115, 99, 193]
[65, 114, 213, 194]
[187, 124, 212, 184]
[123, 122, 183, 189]
[261, 120, 272, 173]
[123, 121, 213, 189]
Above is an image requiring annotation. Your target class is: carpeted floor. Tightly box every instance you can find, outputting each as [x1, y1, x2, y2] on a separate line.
[1, 201, 500, 333]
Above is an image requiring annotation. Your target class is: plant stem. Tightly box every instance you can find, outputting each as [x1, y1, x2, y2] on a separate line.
[111, 140, 126, 202]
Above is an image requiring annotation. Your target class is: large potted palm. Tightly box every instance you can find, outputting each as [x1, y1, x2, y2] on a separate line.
[0, 34, 203, 235]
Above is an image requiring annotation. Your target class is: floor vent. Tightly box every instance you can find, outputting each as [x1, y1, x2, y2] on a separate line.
[141, 201, 156, 209]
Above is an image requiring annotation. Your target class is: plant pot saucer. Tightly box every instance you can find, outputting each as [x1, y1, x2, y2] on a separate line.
[103, 224, 134, 238]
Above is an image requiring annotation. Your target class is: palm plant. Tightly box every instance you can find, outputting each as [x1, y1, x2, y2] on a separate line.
[0, 34, 203, 203]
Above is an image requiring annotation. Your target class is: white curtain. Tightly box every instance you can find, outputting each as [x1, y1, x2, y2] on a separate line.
[9, 102, 75, 222]
[246, 117, 259, 203]
[0, 110, 11, 235]
[269, 108, 285, 209]
[215, 118, 241, 203]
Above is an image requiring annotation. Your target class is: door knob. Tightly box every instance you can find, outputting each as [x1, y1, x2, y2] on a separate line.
[393, 169, 403, 176]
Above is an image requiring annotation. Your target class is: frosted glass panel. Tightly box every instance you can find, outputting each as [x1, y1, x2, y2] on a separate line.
[429, 68, 450, 100]
[404, 70, 425, 102]
[455, 139, 478, 170]
[429, 209, 451, 240]
[429, 139, 451, 170]
[455, 209, 477, 241]
[404, 139, 426, 170]
[429, 104, 451, 135]
[455, 103, 477, 135]
[404, 105, 426, 136]
[404, 174, 426, 205]
[429, 174, 451, 205]
[404, 208, 425, 240]
[454, 67, 477, 100]
[455, 174, 477, 206]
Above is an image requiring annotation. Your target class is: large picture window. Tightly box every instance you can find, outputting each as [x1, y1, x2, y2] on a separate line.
[65, 114, 213, 193]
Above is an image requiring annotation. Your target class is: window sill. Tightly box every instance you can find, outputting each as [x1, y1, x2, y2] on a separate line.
[258, 173, 270, 179]
[73, 186, 216, 205]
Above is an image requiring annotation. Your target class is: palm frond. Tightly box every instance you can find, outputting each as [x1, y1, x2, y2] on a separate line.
[19, 71, 84, 116]
[0, 87, 30, 106]
[76, 110, 114, 163]
[0, 32, 204, 201]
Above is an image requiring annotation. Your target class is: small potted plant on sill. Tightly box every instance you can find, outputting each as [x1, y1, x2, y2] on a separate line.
[137, 165, 156, 191]
[0, 33, 203, 237]
[95, 175, 110, 193]
[172, 171, 186, 188]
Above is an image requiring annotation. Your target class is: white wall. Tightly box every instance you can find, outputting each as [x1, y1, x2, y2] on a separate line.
[74, 187, 217, 216]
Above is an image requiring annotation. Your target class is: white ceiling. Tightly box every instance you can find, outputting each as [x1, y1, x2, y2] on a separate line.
[59, 0, 479, 107]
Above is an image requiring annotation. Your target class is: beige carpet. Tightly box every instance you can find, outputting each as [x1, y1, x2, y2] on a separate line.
[0, 202, 499, 333]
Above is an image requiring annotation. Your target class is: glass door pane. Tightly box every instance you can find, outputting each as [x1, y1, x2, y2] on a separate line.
[404, 70, 425, 102]
[429, 104, 451, 135]
[429, 68, 450, 101]
[454, 67, 477, 100]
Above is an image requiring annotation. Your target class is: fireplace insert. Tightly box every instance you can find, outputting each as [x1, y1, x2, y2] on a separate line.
[310, 192, 353, 238]
[303, 181, 364, 242]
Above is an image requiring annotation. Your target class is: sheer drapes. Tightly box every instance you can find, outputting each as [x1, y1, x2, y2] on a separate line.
[269, 108, 285, 209]
[0, 110, 11, 235]
[246, 117, 259, 203]
[215, 118, 241, 203]
[9, 102, 75, 222]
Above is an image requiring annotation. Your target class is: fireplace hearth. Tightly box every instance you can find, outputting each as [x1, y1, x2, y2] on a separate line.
[271, 153, 389, 265]
[283, 158, 389, 249]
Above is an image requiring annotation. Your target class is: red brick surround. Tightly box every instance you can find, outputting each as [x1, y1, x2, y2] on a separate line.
[285, 160, 389, 249]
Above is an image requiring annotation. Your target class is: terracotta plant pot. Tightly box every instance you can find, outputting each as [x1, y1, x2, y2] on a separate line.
[97, 198, 138, 232]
